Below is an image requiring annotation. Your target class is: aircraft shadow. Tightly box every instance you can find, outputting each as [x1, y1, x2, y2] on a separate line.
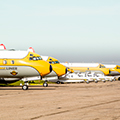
[0, 84, 68, 90]
[0, 88, 56, 90]
[0, 86, 56, 90]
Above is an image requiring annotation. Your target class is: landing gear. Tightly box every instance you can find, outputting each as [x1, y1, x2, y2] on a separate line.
[56, 81, 60, 84]
[22, 85, 28, 90]
[95, 80, 98, 83]
[103, 80, 106, 83]
[22, 82, 29, 90]
[43, 81, 48, 87]
[86, 80, 89, 84]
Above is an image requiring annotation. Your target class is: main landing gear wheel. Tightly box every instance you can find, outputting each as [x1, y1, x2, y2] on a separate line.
[95, 80, 98, 83]
[56, 81, 60, 84]
[43, 82, 48, 87]
[86, 81, 89, 84]
[22, 85, 28, 90]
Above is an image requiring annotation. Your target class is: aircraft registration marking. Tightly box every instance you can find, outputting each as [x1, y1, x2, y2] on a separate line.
[0, 67, 17, 70]
[6, 67, 17, 70]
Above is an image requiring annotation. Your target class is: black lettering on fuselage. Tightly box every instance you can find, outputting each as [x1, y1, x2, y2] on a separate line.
[6, 67, 17, 70]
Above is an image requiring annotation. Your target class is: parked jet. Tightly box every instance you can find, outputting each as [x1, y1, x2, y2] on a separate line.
[104, 64, 120, 76]
[0, 44, 52, 90]
[28, 47, 71, 86]
[59, 62, 119, 84]
[61, 63, 111, 75]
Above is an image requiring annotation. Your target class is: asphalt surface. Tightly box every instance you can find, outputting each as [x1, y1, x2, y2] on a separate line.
[0, 81, 120, 120]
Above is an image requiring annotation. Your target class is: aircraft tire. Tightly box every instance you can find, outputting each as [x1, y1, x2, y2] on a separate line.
[86, 81, 89, 84]
[22, 85, 28, 90]
[95, 80, 98, 83]
[56, 81, 60, 84]
[43, 82, 48, 87]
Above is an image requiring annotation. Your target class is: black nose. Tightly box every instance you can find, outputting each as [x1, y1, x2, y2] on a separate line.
[109, 69, 111, 74]
[50, 65, 52, 72]
[65, 68, 67, 74]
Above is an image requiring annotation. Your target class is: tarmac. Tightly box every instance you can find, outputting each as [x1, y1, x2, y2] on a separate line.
[0, 81, 120, 120]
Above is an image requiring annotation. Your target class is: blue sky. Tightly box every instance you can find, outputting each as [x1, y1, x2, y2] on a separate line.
[0, 0, 120, 62]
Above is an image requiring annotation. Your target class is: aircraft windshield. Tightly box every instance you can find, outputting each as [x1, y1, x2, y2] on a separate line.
[101, 66, 105, 68]
[29, 56, 42, 61]
[99, 65, 105, 68]
[49, 61, 59, 64]
[117, 66, 120, 69]
[36, 57, 42, 60]
[54, 61, 59, 64]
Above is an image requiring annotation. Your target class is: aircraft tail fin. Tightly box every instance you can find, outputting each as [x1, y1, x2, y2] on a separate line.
[0, 44, 6, 49]
[28, 47, 35, 53]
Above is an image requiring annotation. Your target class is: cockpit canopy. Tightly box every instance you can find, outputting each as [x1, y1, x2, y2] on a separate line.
[29, 56, 42, 61]
[29, 53, 42, 61]
[49, 61, 59, 64]
[99, 64, 106, 68]
[41, 56, 60, 64]
[116, 65, 120, 69]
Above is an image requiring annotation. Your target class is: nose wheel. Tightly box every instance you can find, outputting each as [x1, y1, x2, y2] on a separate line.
[95, 80, 98, 83]
[43, 81, 48, 87]
[86, 81, 89, 84]
[56, 81, 60, 84]
[22, 85, 28, 90]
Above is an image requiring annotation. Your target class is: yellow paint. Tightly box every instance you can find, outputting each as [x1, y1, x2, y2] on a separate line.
[0, 67, 5, 70]
[67, 67, 74, 73]
[110, 65, 120, 73]
[69, 64, 110, 75]
[0, 52, 51, 77]
[47, 57, 67, 76]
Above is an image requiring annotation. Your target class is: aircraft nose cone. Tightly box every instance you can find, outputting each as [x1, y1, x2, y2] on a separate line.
[109, 71, 120, 75]
[50, 65, 52, 72]
[65, 68, 68, 74]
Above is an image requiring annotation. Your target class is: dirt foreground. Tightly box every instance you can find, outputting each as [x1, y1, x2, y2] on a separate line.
[0, 81, 120, 120]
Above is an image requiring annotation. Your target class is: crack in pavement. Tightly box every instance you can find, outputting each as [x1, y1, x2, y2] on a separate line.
[31, 99, 120, 120]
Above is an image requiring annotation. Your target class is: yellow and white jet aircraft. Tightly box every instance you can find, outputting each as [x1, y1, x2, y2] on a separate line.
[28, 47, 72, 85]
[41, 56, 67, 76]
[62, 63, 111, 75]
[0, 44, 52, 90]
[62, 62, 120, 77]
[104, 64, 120, 76]
[41, 56, 71, 84]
